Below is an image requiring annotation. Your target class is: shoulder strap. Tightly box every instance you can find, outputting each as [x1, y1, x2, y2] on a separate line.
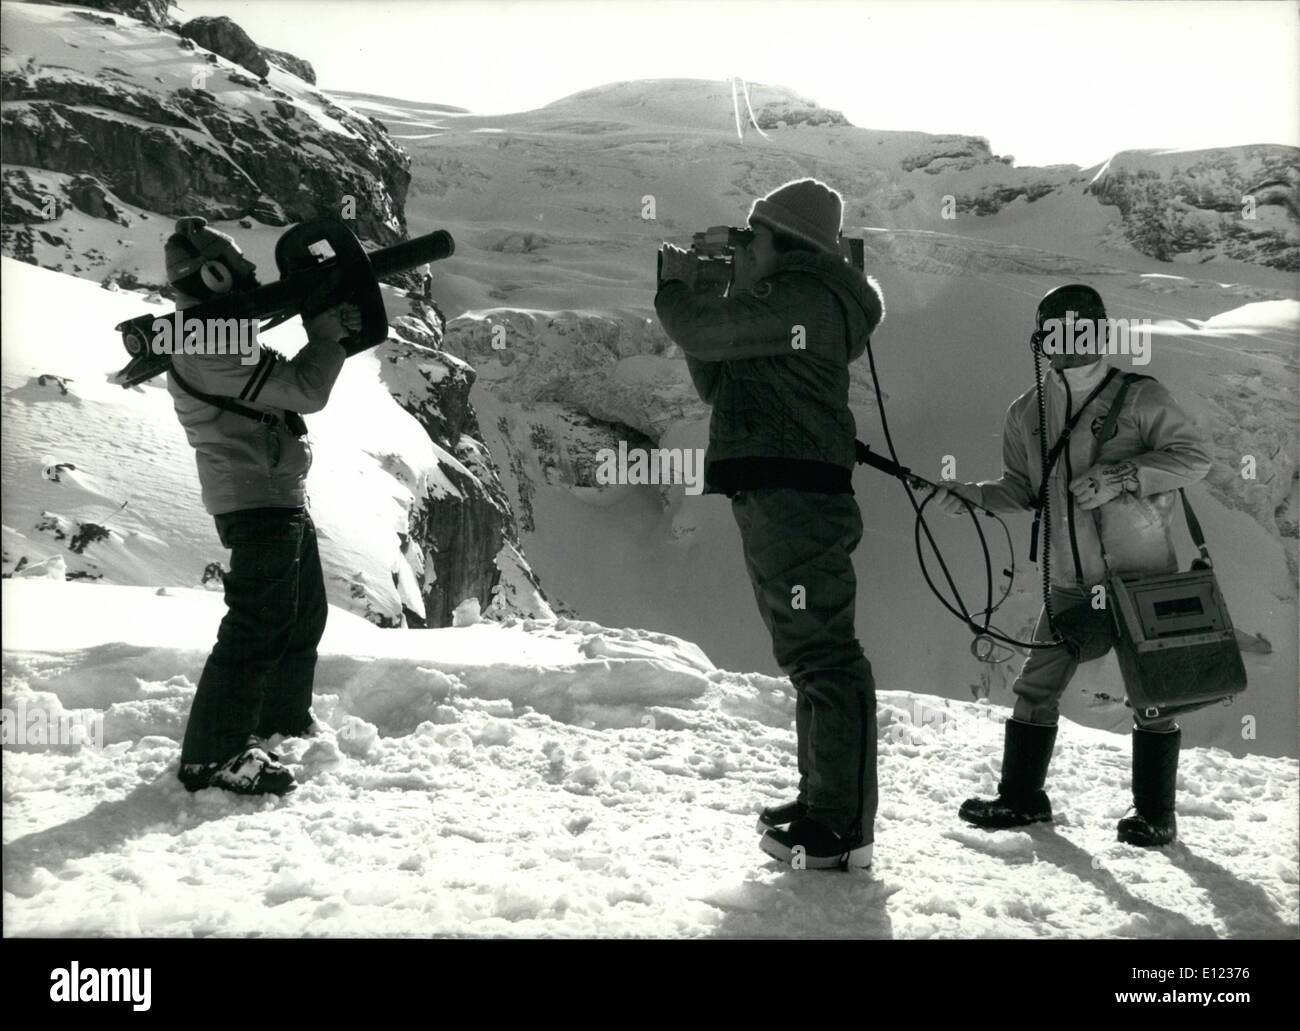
[1037, 367, 1119, 508]
[1089, 372, 1151, 466]
[169, 365, 306, 437]
[1179, 488, 1210, 564]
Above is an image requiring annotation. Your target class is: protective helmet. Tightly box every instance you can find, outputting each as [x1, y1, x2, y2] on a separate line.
[1035, 283, 1105, 327]
[164, 216, 258, 301]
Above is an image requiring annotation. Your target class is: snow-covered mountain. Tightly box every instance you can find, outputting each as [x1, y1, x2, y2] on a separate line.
[0, 0, 549, 627]
[339, 79, 1299, 759]
[2, 1, 409, 260]
[2, 7, 1297, 939]
[0, 256, 550, 626]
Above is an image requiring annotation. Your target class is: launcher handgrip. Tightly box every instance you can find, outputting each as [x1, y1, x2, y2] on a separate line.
[369, 230, 455, 280]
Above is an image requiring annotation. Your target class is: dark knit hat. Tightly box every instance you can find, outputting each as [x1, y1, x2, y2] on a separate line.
[748, 178, 843, 255]
[164, 216, 255, 287]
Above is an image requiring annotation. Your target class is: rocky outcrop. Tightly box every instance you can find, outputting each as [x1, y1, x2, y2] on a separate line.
[180, 18, 318, 85]
[264, 47, 317, 85]
[1088, 146, 1299, 271]
[443, 309, 706, 442]
[1197, 364, 1300, 590]
[2, 98, 263, 221]
[1, 6, 409, 245]
[179, 16, 270, 79]
[379, 309, 551, 626]
[899, 137, 998, 174]
[753, 100, 849, 129]
[955, 179, 1061, 215]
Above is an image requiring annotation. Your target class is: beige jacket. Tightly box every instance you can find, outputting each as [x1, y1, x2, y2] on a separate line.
[168, 324, 346, 515]
[967, 365, 1213, 588]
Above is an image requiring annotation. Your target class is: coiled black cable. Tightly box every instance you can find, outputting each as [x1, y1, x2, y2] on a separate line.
[863, 332, 1068, 653]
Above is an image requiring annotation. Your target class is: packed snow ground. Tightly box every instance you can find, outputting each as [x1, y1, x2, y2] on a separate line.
[3, 579, 1296, 938]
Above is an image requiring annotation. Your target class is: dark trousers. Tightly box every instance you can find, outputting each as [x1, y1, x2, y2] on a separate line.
[180, 507, 328, 764]
[731, 488, 878, 842]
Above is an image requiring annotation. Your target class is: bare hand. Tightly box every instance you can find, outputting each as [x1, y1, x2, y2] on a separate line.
[933, 484, 976, 517]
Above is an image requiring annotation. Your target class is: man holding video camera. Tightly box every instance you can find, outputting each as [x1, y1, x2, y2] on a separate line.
[164, 217, 360, 796]
[934, 284, 1212, 846]
[655, 179, 885, 870]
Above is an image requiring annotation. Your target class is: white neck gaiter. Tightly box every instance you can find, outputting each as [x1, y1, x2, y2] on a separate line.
[1058, 359, 1110, 396]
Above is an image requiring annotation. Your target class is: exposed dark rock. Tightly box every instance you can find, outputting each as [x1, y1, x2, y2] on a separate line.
[1, 58, 410, 243]
[2, 101, 261, 219]
[179, 16, 270, 79]
[377, 329, 524, 627]
[66, 174, 131, 224]
[1, 167, 60, 224]
[264, 46, 316, 84]
[753, 101, 849, 129]
[900, 137, 996, 173]
[1089, 147, 1299, 271]
[956, 180, 1058, 215]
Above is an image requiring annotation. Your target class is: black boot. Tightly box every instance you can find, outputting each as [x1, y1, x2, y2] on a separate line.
[1118, 726, 1179, 847]
[759, 817, 873, 871]
[959, 719, 1057, 828]
[179, 745, 296, 796]
[755, 799, 806, 834]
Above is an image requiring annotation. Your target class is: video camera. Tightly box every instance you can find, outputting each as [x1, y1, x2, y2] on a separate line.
[114, 217, 455, 387]
[658, 226, 866, 294]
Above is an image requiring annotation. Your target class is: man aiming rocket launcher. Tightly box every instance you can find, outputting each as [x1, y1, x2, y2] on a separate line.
[113, 217, 455, 387]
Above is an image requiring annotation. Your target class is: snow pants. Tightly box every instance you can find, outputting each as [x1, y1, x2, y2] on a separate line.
[1013, 586, 1175, 732]
[180, 507, 327, 764]
[731, 487, 878, 842]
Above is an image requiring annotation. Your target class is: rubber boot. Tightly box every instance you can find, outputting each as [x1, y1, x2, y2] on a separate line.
[959, 718, 1057, 828]
[1118, 726, 1179, 847]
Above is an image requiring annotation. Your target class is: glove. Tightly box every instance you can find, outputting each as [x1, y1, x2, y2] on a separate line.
[933, 483, 977, 517]
[658, 244, 698, 288]
[1069, 461, 1139, 511]
[304, 302, 362, 343]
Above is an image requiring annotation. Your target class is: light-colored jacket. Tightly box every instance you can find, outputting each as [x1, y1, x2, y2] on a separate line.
[968, 367, 1213, 588]
[168, 325, 347, 515]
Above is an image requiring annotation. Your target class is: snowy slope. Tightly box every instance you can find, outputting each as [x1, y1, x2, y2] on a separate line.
[3, 578, 1296, 938]
[438, 273, 1298, 762]
[350, 82, 1299, 760]
[0, 256, 525, 626]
